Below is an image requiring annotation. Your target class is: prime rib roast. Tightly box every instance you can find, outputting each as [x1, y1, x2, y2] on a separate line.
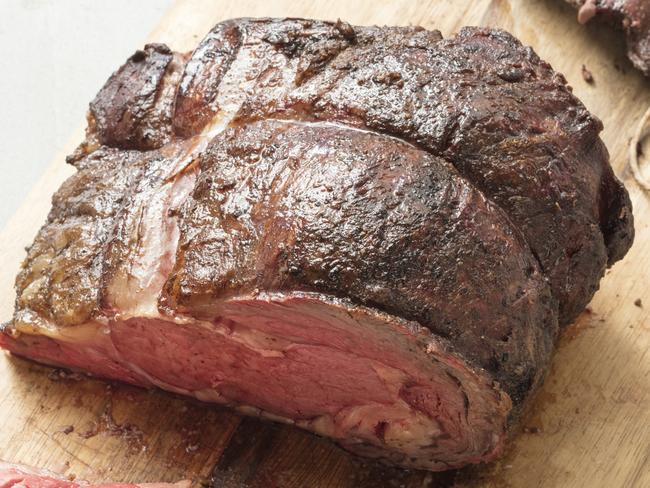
[0, 18, 634, 471]
[0, 462, 188, 488]
[568, 0, 650, 75]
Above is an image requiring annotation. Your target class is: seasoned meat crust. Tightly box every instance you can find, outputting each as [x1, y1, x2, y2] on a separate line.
[567, 0, 650, 76]
[88, 19, 632, 326]
[0, 18, 634, 471]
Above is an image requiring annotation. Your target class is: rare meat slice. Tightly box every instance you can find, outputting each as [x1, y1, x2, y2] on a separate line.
[0, 18, 634, 472]
[567, 0, 650, 76]
[0, 462, 189, 488]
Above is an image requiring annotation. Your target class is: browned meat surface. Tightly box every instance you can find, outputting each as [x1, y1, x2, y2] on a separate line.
[567, 0, 650, 76]
[0, 462, 188, 488]
[0, 18, 634, 471]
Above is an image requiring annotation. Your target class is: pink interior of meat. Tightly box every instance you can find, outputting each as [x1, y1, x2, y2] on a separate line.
[0, 462, 188, 488]
[0, 472, 135, 488]
[0, 467, 79, 488]
[1, 295, 509, 470]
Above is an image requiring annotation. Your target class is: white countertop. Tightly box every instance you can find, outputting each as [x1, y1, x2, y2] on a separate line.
[0, 0, 174, 228]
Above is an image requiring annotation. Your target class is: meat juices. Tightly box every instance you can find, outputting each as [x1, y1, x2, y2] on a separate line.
[0, 19, 634, 471]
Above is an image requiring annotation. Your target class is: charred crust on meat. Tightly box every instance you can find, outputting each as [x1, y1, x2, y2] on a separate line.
[334, 19, 356, 41]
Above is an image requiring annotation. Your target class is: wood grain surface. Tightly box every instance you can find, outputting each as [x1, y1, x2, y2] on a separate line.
[0, 1, 648, 487]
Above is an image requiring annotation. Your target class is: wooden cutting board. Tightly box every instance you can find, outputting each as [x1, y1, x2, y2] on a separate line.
[1, 1, 648, 486]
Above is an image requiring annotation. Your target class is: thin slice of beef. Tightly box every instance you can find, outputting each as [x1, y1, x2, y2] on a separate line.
[567, 0, 650, 76]
[0, 462, 189, 488]
[0, 18, 634, 471]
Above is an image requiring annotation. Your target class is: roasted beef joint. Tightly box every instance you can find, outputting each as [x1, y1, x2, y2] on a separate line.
[568, 0, 650, 76]
[0, 19, 634, 471]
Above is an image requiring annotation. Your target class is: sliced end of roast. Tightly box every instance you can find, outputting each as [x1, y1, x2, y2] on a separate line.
[1, 294, 510, 471]
[0, 461, 190, 488]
